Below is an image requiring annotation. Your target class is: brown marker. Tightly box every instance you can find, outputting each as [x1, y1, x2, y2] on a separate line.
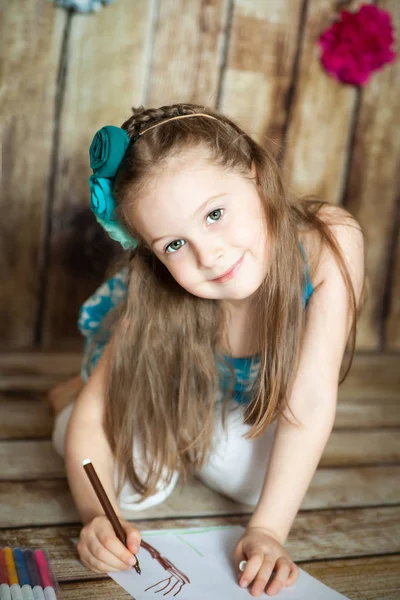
[82, 459, 141, 574]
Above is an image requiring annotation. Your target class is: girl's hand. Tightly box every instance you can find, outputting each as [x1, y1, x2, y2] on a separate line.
[233, 526, 299, 597]
[77, 515, 141, 574]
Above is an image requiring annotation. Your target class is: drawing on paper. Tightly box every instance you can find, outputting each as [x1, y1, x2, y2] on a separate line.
[108, 526, 350, 600]
[141, 540, 190, 596]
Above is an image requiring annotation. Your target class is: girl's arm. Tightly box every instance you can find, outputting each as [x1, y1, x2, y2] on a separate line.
[64, 343, 118, 524]
[248, 215, 365, 541]
[234, 212, 365, 596]
[65, 343, 142, 573]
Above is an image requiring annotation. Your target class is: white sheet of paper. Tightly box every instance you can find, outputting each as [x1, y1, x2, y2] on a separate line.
[109, 525, 349, 599]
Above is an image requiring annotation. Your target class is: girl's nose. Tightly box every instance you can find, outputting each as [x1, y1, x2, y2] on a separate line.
[195, 243, 224, 270]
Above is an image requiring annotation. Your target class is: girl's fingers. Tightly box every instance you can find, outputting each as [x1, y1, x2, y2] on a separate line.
[94, 530, 137, 569]
[238, 553, 263, 587]
[80, 546, 128, 574]
[238, 553, 276, 593]
[249, 557, 276, 597]
[78, 518, 139, 574]
[125, 525, 142, 555]
[287, 562, 300, 586]
[266, 558, 291, 596]
[233, 535, 298, 596]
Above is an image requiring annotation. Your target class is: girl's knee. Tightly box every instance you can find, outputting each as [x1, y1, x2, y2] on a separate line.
[222, 487, 260, 507]
[117, 470, 179, 512]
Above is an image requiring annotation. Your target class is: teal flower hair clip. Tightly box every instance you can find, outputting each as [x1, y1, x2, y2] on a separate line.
[88, 125, 138, 250]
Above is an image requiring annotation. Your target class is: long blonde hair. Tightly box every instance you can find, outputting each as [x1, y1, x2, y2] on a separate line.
[99, 103, 365, 502]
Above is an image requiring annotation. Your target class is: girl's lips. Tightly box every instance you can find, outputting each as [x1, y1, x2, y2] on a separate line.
[211, 255, 244, 283]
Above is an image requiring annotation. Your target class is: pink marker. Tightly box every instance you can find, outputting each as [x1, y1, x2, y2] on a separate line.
[33, 552, 56, 600]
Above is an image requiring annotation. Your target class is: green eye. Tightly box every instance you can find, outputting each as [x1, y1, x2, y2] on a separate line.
[207, 209, 224, 223]
[166, 239, 185, 254]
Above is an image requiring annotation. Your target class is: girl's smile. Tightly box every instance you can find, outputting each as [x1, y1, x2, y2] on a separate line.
[210, 253, 245, 283]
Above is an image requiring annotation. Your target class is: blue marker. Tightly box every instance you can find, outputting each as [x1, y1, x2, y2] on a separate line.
[12, 551, 34, 600]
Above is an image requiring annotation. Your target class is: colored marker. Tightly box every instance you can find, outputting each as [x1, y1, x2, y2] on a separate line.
[82, 459, 141, 573]
[32, 553, 56, 600]
[9, 586, 23, 600]
[3, 549, 23, 600]
[19, 587, 33, 600]
[12, 551, 34, 600]
[0, 548, 11, 600]
[24, 553, 44, 600]
[3, 551, 17, 585]
[0, 549, 9, 584]
[0, 583, 11, 600]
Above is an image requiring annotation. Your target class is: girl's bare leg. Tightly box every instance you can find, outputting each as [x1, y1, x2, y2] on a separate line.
[48, 375, 84, 416]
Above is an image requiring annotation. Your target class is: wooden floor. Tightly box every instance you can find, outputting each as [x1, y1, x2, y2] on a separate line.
[1, 353, 399, 599]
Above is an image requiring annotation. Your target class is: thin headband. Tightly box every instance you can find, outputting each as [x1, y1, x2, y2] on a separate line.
[131, 113, 220, 143]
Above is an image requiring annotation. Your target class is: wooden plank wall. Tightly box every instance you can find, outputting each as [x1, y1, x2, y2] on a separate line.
[1, 0, 399, 350]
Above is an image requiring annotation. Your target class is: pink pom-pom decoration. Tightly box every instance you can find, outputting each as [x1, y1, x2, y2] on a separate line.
[318, 4, 397, 86]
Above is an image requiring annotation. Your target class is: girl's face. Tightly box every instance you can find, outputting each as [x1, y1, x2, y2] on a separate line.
[131, 149, 269, 307]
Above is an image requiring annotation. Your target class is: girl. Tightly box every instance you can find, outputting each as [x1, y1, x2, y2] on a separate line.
[50, 103, 365, 597]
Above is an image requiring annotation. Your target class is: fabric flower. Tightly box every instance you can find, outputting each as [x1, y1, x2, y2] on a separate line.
[88, 125, 137, 250]
[89, 176, 116, 220]
[89, 175, 137, 249]
[318, 4, 397, 86]
[54, 0, 115, 14]
[89, 125, 130, 178]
